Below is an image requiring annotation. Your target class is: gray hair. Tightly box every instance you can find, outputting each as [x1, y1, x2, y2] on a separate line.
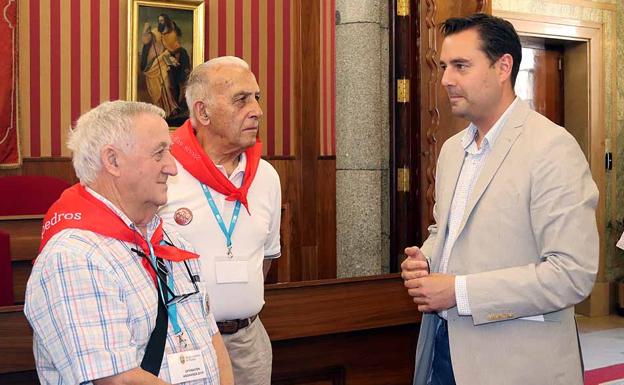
[67, 100, 165, 185]
[185, 56, 250, 125]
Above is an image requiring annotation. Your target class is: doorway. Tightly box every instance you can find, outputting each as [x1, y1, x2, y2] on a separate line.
[515, 37, 590, 160]
[496, 10, 608, 316]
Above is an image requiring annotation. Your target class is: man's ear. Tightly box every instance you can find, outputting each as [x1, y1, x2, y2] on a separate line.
[101, 145, 121, 177]
[497, 53, 514, 83]
[194, 101, 210, 125]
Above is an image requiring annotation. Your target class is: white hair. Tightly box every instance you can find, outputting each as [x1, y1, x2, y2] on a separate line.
[185, 56, 251, 125]
[67, 100, 165, 185]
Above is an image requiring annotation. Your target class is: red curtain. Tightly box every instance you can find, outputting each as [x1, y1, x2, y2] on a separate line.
[0, 0, 19, 167]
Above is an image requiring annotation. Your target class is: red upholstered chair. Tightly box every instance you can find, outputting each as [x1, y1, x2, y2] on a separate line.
[0, 175, 72, 305]
[0, 175, 71, 217]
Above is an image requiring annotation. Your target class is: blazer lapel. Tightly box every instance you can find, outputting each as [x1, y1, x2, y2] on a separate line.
[454, 100, 530, 239]
[431, 137, 465, 272]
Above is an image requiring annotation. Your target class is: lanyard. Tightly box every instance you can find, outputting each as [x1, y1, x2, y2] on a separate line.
[147, 242, 183, 339]
[201, 183, 241, 258]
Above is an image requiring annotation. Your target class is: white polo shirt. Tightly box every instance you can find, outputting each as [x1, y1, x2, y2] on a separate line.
[160, 154, 281, 321]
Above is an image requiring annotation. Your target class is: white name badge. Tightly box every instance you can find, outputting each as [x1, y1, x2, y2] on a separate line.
[215, 260, 249, 283]
[167, 349, 208, 384]
[617, 231, 624, 250]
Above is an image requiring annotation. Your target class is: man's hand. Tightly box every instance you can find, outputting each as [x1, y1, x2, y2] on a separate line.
[404, 273, 456, 312]
[400, 246, 429, 280]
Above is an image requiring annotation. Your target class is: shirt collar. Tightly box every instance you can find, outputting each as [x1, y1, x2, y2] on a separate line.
[215, 152, 247, 180]
[461, 97, 519, 154]
[84, 186, 160, 236]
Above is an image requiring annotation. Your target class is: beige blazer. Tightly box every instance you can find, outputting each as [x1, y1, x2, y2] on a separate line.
[412, 100, 599, 385]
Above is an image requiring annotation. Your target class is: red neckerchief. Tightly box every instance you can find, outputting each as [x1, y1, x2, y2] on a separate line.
[39, 184, 198, 284]
[171, 119, 262, 214]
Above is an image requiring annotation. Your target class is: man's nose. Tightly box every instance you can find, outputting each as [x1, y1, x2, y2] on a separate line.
[441, 68, 452, 87]
[163, 151, 178, 176]
[250, 99, 263, 119]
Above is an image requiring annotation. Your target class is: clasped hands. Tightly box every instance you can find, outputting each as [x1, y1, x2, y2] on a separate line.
[401, 246, 457, 313]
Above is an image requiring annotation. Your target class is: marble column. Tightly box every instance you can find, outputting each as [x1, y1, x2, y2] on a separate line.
[335, 0, 389, 277]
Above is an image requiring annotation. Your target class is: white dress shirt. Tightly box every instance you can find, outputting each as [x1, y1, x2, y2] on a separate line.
[439, 97, 519, 319]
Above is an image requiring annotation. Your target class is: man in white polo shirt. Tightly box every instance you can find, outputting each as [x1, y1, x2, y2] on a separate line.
[159, 56, 281, 385]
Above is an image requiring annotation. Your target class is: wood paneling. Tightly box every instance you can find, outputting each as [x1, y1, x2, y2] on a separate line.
[0, 219, 42, 303]
[0, 219, 41, 262]
[264, 0, 337, 282]
[1, 323, 419, 385]
[515, 43, 564, 125]
[0, 276, 420, 384]
[0, 306, 34, 374]
[390, 0, 490, 269]
[316, 159, 336, 278]
[272, 324, 418, 385]
[267, 157, 337, 282]
[389, 0, 422, 271]
[11, 261, 30, 303]
[261, 275, 420, 340]
[0, 157, 77, 184]
[416, 0, 491, 239]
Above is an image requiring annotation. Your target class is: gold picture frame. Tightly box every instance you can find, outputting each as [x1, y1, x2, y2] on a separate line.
[127, 0, 204, 127]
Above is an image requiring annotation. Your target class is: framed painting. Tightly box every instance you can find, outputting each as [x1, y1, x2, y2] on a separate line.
[127, 0, 204, 127]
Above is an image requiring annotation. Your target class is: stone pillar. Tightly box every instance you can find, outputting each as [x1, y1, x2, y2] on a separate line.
[335, 0, 389, 277]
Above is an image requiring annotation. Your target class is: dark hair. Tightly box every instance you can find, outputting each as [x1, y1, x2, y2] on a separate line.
[159, 13, 182, 37]
[440, 13, 522, 87]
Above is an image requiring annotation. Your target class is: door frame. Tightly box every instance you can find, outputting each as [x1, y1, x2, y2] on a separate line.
[494, 10, 608, 315]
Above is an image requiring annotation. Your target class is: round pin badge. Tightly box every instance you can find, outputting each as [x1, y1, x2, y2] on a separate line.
[174, 207, 193, 226]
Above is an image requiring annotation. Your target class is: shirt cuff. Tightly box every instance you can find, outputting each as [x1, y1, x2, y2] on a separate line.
[264, 252, 281, 259]
[455, 275, 471, 316]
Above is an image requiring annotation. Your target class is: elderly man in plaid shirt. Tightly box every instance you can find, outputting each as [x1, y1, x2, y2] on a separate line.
[24, 101, 234, 385]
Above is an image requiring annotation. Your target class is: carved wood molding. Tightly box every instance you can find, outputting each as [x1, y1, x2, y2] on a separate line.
[424, 0, 439, 224]
[476, 0, 488, 13]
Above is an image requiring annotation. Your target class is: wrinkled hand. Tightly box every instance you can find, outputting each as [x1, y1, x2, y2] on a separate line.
[404, 273, 456, 312]
[400, 246, 429, 280]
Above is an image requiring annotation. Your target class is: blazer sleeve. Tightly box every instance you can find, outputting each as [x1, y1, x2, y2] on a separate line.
[465, 131, 599, 325]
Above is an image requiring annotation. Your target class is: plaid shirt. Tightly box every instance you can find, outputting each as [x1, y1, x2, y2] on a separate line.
[24, 188, 220, 384]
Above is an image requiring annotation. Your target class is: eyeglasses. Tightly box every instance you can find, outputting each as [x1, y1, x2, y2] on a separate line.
[131, 246, 200, 306]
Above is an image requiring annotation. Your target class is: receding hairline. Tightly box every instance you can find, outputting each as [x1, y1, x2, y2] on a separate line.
[200, 61, 254, 88]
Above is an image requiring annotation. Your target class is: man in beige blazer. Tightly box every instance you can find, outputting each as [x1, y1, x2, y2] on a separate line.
[401, 14, 598, 385]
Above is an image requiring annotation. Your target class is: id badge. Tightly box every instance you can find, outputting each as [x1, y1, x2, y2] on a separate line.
[167, 350, 208, 384]
[215, 259, 249, 283]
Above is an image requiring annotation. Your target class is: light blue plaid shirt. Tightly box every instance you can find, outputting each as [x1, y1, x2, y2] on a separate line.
[24, 188, 220, 384]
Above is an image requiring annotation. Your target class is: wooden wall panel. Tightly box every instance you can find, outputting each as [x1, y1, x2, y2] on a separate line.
[262, 275, 420, 340]
[391, 0, 491, 268]
[272, 325, 418, 385]
[0, 306, 34, 374]
[316, 159, 336, 279]
[0, 157, 77, 184]
[0, 325, 420, 385]
[416, 0, 491, 237]
[268, 158, 304, 280]
[267, 157, 337, 282]
[0, 276, 420, 384]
